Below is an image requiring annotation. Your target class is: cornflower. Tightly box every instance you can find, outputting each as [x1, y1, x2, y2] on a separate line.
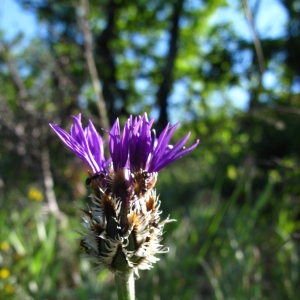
[50, 113, 199, 299]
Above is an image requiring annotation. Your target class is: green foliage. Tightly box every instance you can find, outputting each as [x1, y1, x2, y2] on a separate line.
[1, 0, 300, 298]
[1, 172, 299, 299]
[136, 170, 300, 300]
[0, 204, 117, 299]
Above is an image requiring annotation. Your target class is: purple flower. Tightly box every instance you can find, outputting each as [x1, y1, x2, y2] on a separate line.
[147, 122, 199, 172]
[104, 118, 130, 171]
[128, 114, 154, 172]
[49, 113, 199, 174]
[49, 114, 108, 173]
[125, 113, 199, 172]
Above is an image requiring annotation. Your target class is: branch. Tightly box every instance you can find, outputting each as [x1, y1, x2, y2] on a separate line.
[0, 43, 29, 99]
[79, 0, 110, 130]
[242, 0, 265, 75]
[41, 147, 60, 215]
[156, 0, 183, 133]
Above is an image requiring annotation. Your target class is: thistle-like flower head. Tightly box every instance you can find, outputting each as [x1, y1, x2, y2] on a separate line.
[49, 113, 199, 276]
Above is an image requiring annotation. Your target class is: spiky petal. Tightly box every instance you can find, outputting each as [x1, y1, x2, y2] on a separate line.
[50, 113, 199, 174]
[49, 114, 108, 173]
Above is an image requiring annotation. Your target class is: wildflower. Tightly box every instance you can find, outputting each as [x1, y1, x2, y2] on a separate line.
[4, 284, 14, 294]
[49, 113, 199, 277]
[28, 187, 44, 202]
[0, 241, 9, 252]
[0, 268, 10, 279]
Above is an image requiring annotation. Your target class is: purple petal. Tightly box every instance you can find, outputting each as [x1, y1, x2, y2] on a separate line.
[120, 120, 130, 168]
[49, 115, 108, 173]
[70, 114, 83, 144]
[50, 123, 98, 171]
[49, 124, 86, 160]
[129, 113, 154, 171]
[70, 116, 101, 172]
[108, 118, 121, 171]
[148, 123, 178, 171]
[85, 120, 106, 171]
[153, 138, 200, 171]
[105, 118, 129, 171]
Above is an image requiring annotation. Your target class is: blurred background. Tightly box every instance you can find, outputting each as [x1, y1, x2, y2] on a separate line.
[0, 0, 300, 299]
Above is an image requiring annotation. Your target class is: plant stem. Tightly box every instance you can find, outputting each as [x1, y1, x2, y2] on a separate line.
[115, 272, 135, 300]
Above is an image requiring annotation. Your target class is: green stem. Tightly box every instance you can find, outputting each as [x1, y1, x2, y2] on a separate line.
[115, 272, 135, 300]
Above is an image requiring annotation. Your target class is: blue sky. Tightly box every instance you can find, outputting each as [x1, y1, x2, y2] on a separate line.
[0, 0, 37, 43]
[0, 0, 288, 45]
[0, 0, 289, 114]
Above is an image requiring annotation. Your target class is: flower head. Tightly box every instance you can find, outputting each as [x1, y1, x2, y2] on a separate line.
[50, 112, 199, 174]
[49, 113, 199, 276]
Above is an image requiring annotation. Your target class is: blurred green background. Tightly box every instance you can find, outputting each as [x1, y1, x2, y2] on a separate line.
[1, 0, 300, 299]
